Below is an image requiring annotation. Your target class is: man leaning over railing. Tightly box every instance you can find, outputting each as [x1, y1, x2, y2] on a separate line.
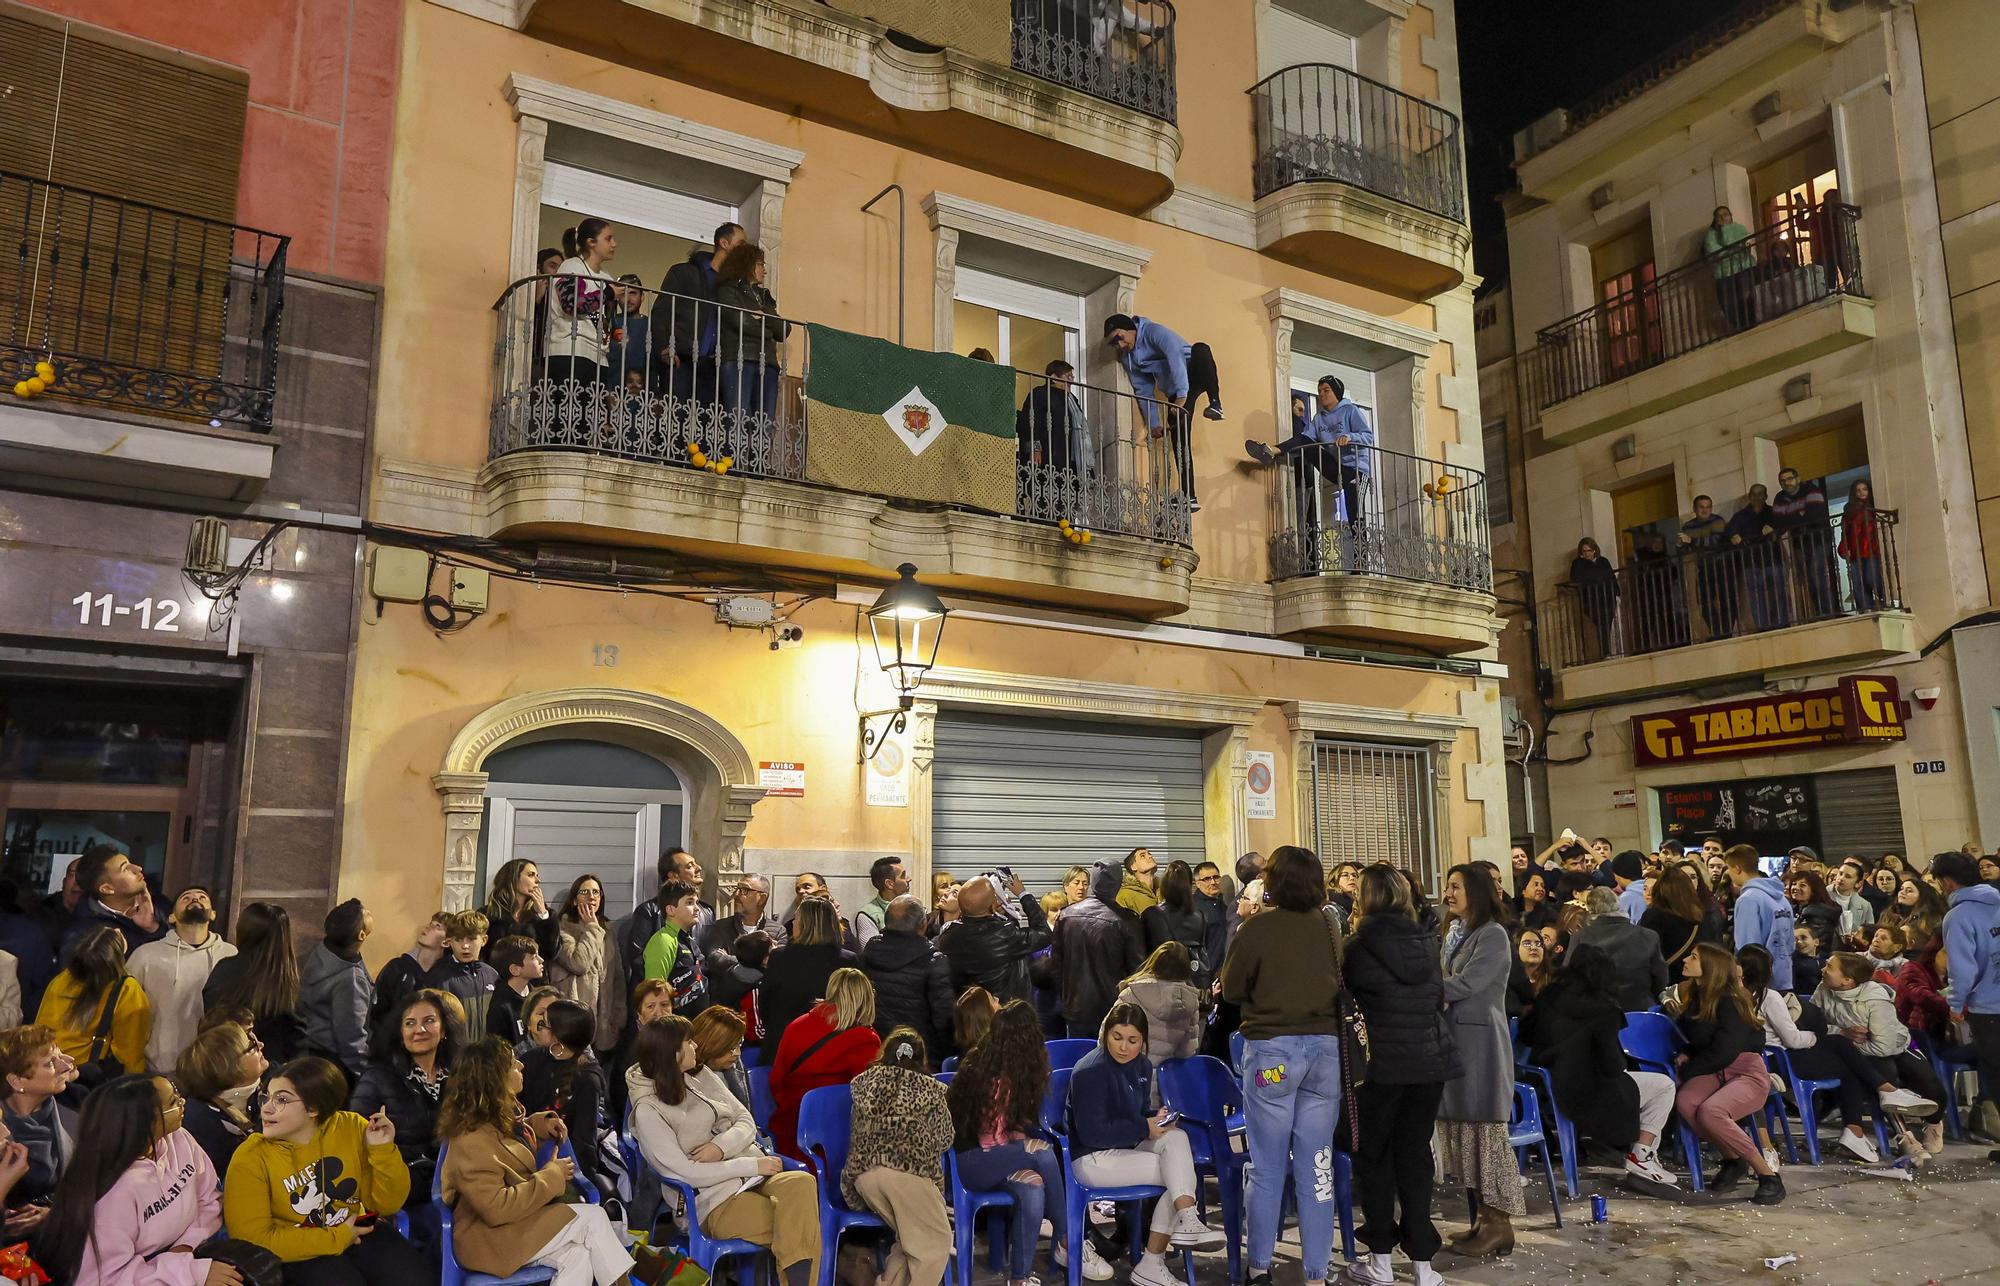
[1245, 375, 1373, 574]
[1678, 495, 1733, 641]
[1103, 312, 1222, 511]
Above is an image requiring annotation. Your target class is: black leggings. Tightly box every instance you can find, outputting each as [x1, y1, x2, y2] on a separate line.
[1869, 1051, 1946, 1106]
[281, 1226, 434, 1285]
[1786, 1035, 1880, 1129]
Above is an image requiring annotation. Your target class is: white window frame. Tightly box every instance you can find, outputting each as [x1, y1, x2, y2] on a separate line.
[954, 267, 1085, 368]
[541, 162, 739, 243]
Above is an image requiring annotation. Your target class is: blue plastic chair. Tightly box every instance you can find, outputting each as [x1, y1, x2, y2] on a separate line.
[1762, 1045, 1891, 1166]
[739, 1044, 762, 1070]
[748, 1065, 776, 1134]
[1046, 1038, 1096, 1072]
[944, 1144, 1017, 1286]
[796, 1085, 890, 1286]
[1157, 1055, 1245, 1283]
[941, 1055, 959, 1073]
[1228, 1030, 1245, 1075]
[1043, 1067, 1195, 1286]
[435, 1137, 598, 1286]
[1504, 1083, 1564, 1228]
[1912, 1030, 1975, 1141]
[1510, 1038, 1581, 1199]
[1616, 1011, 1711, 1192]
[621, 1109, 770, 1285]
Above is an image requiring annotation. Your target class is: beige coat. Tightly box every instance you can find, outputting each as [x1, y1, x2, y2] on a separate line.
[439, 1124, 575, 1277]
[551, 919, 625, 1051]
[1117, 978, 1202, 1062]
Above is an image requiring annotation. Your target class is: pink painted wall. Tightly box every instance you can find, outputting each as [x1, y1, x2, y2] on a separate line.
[21, 0, 402, 282]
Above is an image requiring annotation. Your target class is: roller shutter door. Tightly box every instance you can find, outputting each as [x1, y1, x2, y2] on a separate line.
[1814, 766, 1904, 861]
[932, 714, 1206, 893]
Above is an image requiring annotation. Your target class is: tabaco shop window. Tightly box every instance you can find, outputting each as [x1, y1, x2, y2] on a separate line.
[1635, 675, 1908, 861]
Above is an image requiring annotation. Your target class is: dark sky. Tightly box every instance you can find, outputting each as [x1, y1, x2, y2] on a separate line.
[1457, 0, 1756, 281]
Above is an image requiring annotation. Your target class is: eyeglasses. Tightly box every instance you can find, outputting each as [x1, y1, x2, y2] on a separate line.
[267, 1092, 303, 1108]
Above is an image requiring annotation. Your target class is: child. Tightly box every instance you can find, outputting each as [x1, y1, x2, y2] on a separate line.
[1814, 952, 1946, 1162]
[1790, 925, 1823, 998]
[439, 910, 499, 1036]
[371, 910, 448, 1031]
[487, 935, 544, 1044]
[708, 930, 771, 1045]
[1863, 924, 1907, 982]
[641, 881, 708, 1015]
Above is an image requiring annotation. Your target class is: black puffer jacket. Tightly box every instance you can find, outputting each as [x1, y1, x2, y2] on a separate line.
[1054, 863, 1143, 1027]
[1143, 900, 1215, 991]
[861, 928, 956, 1058]
[1342, 914, 1461, 1085]
[1524, 978, 1639, 1149]
[756, 943, 860, 1054]
[349, 1053, 447, 1207]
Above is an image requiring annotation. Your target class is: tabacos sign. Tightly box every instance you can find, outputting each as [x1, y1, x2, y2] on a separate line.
[1632, 675, 1905, 767]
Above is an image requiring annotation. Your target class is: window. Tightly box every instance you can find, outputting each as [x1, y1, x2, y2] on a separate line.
[539, 162, 739, 296]
[1778, 416, 1870, 516]
[1256, 0, 1355, 80]
[1612, 473, 1680, 562]
[1752, 135, 1839, 234]
[951, 268, 1083, 370]
[1483, 419, 1513, 526]
[1307, 740, 1435, 879]
[1591, 224, 1659, 377]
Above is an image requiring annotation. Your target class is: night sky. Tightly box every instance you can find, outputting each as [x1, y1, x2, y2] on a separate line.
[1457, 0, 1760, 280]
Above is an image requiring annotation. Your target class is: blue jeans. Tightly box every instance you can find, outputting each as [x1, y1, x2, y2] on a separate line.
[1242, 1034, 1340, 1276]
[1848, 553, 1885, 612]
[720, 360, 781, 426]
[955, 1140, 1067, 1279]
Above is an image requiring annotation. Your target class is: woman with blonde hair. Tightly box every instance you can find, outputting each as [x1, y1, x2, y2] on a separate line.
[758, 897, 861, 1057]
[1673, 944, 1782, 1202]
[768, 967, 881, 1160]
[1116, 941, 1203, 1062]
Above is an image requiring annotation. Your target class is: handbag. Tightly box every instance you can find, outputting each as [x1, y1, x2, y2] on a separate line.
[75, 984, 126, 1090]
[194, 1239, 284, 1286]
[1322, 908, 1369, 1153]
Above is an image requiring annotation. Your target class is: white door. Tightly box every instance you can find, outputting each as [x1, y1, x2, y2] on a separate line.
[486, 783, 686, 920]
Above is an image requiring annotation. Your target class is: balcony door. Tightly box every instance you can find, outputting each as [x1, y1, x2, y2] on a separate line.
[951, 268, 1082, 372]
[1592, 223, 1660, 380]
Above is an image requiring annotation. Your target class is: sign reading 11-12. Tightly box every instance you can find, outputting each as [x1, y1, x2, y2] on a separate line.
[72, 592, 182, 632]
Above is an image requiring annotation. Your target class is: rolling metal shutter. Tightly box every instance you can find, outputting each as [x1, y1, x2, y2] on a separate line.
[1814, 766, 1904, 861]
[1308, 740, 1437, 882]
[932, 713, 1206, 893]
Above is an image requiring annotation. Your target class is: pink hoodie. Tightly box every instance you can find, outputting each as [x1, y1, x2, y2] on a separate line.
[77, 1127, 222, 1286]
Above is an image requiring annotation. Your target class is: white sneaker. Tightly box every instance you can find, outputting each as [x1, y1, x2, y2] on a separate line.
[1412, 1264, 1449, 1286]
[1337, 1255, 1394, 1286]
[1624, 1145, 1679, 1186]
[1054, 1241, 1114, 1282]
[1130, 1255, 1179, 1286]
[1168, 1208, 1225, 1251]
[1896, 1126, 1932, 1166]
[1880, 1087, 1938, 1117]
[1838, 1130, 1881, 1164]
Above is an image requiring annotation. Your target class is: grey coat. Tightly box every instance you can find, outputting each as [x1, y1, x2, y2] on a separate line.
[1438, 920, 1511, 1124]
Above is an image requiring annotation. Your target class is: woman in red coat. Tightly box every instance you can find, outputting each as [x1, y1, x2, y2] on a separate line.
[768, 967, 881, 1160]
[1894, 936, 1952, 1041]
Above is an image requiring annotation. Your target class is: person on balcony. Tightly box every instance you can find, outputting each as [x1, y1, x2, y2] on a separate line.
[1016, 359, 1095, 525]
[1103, 313, 1222, 511]
[1629, 530, 1688, 652]
[1677, 494, 1734, 640]
[1567, 537, 1619, 662]
[546, 219, 618, 404]
[609, 274, 650, 392]
[652, 222, 745, 443]
[1772, 467, 1836, 619]
[1726, 484, 1787, 632]
[1247, 375, 1373, 574]
[1703, 206, 1756, 333]
[1838, 479, 1892, 612]
[1816, 188, 1853, 294]
[715, 242, 788, 444]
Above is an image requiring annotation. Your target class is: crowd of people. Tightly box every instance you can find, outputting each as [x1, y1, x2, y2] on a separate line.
[1564, 469, 1894, 660]
[4, 831, 1998, 1285]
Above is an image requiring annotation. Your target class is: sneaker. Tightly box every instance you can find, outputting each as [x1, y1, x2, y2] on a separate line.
[1247, 1274, 1275, 1286]
[1130, 1256, 1179, 1286]
[1751, 1172, 1786, 1205]
[1624, 1146, 1679, 1186]
[1337, 1254, 1394, 1286]
[1203, 403, 1225, 421]
[1168, 1208, 1225, 1251]
[1412, 1265, 1448, 1286]
[1879, 1087, 1938, 1116]
[1244, 439, 1276, 466]
[1896, 1127, 1932, 1166]
[1923, 1122, 1946, 1156]
[1707, 1157, 1750, 1190]
[1838, 1130, 1881, 1164]
[1052, 1240, 1114, 1282]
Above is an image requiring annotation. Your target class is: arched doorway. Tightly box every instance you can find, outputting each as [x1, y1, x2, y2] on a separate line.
[431, 688, 764, 911]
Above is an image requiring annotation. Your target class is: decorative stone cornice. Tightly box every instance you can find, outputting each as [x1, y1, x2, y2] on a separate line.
[1282, 699, 1471, 745]
[503, 74, 805, 182]
[921, 666, 1266, 728]
[1272, 575, 1501, 655]
[1266, 287, 1439, 360]
[925, 192, 1153, 281]
[441, 687, 762, 784]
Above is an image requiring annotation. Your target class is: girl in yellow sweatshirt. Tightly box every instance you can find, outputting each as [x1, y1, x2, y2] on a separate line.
[222, 1055, 432, 1281]
[34, 925, 150, 1081]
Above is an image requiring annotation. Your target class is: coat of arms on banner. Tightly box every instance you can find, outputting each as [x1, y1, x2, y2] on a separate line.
[885, 386, 946, 456]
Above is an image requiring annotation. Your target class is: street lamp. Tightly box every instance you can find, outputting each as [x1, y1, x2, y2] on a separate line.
[859, 562, 948, 761]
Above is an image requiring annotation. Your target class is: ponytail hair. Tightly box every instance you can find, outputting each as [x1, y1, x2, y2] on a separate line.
[562, 218, 612, 259]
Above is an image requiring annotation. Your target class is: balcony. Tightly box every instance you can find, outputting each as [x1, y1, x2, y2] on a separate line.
[1249, 64, 1470, 296]
[1265, 441, 1496, 652]
[0, 171, 289, 500]
[1545, 516, 1914, 706]
[477, 273, 1195, 615]
[518, 0, 1180, 209]
[1531, 207, 1872, 445]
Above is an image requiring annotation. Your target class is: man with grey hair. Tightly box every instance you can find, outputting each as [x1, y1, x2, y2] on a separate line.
[860, 895, 955, 1056]
[1566, 886, 1668, 1012]
[700, 871, 786, 959]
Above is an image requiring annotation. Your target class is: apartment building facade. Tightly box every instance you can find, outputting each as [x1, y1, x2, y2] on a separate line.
[341, 0, 1507, 938]
[1493, 0, 1998, 860]
[0, 0, 395, 930]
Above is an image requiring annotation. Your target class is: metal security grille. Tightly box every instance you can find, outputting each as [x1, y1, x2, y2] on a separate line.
[1309, 740, 1436, 880]
[932, 714, 1206, 894]
[1813, 766, 1903, 861]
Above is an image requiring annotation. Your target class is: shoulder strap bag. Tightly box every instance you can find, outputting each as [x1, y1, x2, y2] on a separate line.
[1322, 908, 1369, 1153]
[76, 983, 126, 1090]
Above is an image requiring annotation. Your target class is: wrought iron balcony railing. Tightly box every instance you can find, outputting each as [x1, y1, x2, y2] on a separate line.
[1011, 0, 1177, 123]
[1250, 64, 1465, 222]
[1530, 204, 1865, 410]
[1266, 439, 1491, 592]
[2, 170, 289, 429]
[490, 273, 1193, 544]
[1546, 512, 1902, 669]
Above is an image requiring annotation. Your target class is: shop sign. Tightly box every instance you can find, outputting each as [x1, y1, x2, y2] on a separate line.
[1631, 675, 1904, 768]
[1245, 751, 1277, 820]
[758, 761, 805, 797]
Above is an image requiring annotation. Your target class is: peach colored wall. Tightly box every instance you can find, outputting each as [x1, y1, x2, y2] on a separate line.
[377, 2, 1462, 588]
[24, 0, 401, 281]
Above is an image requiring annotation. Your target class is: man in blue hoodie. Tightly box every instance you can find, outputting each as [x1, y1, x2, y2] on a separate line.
[1725, 845, 1796, 990]
[1934, 851, 2000, 1147]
